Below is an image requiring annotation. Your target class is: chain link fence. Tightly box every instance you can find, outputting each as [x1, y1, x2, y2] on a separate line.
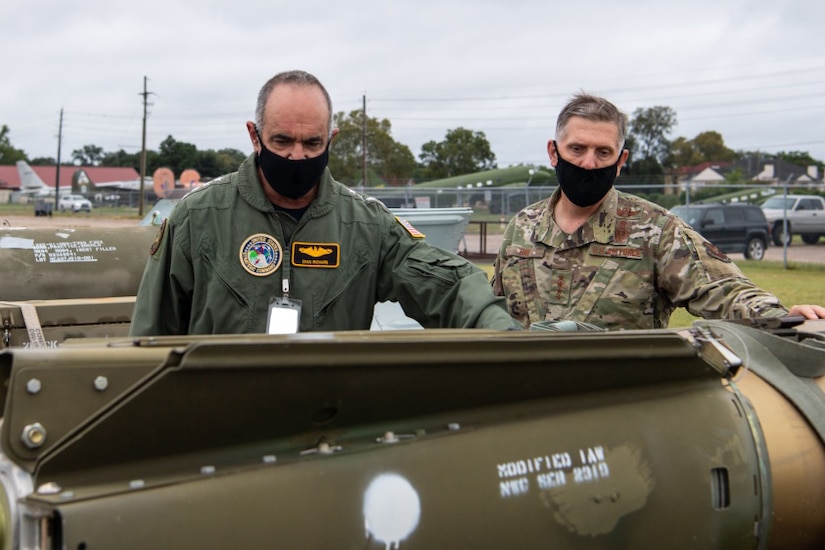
[355, 182, 825, 217]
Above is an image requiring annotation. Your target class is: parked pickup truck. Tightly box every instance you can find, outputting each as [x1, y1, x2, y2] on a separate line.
[761, 194, 825, 245]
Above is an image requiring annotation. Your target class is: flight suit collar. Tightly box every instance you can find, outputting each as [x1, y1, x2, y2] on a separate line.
[236, 153, 339, 218]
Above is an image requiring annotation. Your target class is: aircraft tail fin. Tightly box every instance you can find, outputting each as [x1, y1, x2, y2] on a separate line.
[16, 161, 50, 191]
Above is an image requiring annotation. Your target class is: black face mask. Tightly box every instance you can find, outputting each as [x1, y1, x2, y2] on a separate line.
[554, 141, 622, 208]
[256, 130, 329, 200]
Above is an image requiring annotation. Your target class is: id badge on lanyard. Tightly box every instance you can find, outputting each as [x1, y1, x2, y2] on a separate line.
[267, 296, 302, 334]
[267, 268, 302, 334]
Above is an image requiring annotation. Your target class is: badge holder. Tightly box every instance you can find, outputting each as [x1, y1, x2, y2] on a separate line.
[267, 297, 302, 334]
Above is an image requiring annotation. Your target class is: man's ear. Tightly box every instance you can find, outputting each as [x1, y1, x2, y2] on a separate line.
[547, 139, 559, 167]
[616, 148, 630, 175]
[246, 121, 260, 152]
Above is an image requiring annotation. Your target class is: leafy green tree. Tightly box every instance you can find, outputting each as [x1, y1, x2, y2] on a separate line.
[30, 157, 56, 165]
[195, 148, 246, 179]
[100, 149, 140, 169]
[419, 127, 496, 179]
[0, 124, 27, 164]
[71, 144, 105, 166]
[100, 143, 244, 180]
[628, 106, 677, 167]
[691, 131, 735, 162]
[667, 132, 735, 168]
[667, 136, 703, 167]
[724, 168, 747, 185]
[329, 110, 416, 186]
[158, 136, 198, 176]
[776, 150, 822, 170]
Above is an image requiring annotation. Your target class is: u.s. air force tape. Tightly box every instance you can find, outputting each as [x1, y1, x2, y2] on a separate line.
[239, 233, 283, 276]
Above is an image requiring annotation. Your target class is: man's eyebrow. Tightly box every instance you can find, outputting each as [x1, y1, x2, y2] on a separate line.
[269, 133, 324, 143]
[269, 133, 294, 141]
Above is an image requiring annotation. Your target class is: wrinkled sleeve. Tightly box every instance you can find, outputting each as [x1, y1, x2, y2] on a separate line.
[490, 220, 513, 297]
[656, 219, 788, 320]
[376, 219, 520, 330]
[129, 217, 195, 336]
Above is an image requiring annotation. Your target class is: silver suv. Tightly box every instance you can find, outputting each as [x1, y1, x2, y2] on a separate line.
[58, 194, 92, 213]
[761, 194, 825, 245]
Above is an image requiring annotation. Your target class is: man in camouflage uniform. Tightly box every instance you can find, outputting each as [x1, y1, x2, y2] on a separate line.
[492, 92, 825, 330]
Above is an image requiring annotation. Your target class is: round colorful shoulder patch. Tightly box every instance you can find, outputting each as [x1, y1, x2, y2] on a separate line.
[239, 233, 283, 276]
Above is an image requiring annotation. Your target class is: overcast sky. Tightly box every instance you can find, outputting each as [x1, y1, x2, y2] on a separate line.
[4, 0, 825, 174]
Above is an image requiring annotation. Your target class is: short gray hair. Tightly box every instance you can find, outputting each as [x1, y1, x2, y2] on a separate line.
[556, 92, 628, 148]
[254, 70, 333, 137]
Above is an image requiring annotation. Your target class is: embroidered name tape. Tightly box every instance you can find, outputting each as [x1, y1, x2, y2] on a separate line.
[588, 243, 643, 259]
[291, 242, 340, 268]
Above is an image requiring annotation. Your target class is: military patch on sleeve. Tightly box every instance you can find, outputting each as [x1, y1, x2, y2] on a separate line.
[395, 216, 425, 239]
[291, 242, 340, 268]
[149, 218, 167, 256]
[703, 241, 731, 263]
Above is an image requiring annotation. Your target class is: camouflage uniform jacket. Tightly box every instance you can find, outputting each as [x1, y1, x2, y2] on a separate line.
[492, 188, 788, 330]
[130, 154, 518, 335]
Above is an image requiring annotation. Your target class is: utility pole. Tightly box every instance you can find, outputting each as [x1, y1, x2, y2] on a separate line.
[138, 76, 151, 216]
[54, 108, 64, 208]
[362, 94, 367, 189]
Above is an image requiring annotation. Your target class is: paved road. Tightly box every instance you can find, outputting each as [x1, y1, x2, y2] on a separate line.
[460, 229, 825, 264]
[744, 243, 825, 264]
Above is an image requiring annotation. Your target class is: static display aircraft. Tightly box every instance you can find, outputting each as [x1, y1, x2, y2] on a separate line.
[15, 160, 70, 197]
[413, 165, 553, 189]
[75, 177, 145, 194]
[362, 166, 554, 208]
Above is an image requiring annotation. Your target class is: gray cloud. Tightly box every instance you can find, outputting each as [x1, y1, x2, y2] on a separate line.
[5, 0, 825, 170]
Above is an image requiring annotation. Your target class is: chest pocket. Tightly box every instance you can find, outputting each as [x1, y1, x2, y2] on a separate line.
[310, 248, 374, 329]
[195, 236, 277, 333]
[576, 258, 656, 329]
[499, 246, 546, 324]
[562, 259, 621, 318]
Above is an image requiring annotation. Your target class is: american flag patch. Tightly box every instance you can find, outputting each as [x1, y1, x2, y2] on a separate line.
[395, 216, 426, 239]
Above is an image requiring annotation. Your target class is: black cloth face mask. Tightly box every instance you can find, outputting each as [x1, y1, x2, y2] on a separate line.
[553, 140, 623, 207]
[256, 130, 329, 200]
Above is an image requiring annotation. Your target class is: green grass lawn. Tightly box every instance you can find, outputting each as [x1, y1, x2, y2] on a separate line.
[0, 202, 143, 220]
[476, 260, 825, 328]
[667, 260, 825, 327]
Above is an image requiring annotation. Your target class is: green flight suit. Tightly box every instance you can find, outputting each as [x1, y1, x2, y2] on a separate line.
[130, 155, 517, 335]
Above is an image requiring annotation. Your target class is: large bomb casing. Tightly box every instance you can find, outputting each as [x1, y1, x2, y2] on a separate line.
[1, 297, 135, 348]
[0, 225, 156, 301]
[0, 324, 822, 549]
[1, 225, 154, 348]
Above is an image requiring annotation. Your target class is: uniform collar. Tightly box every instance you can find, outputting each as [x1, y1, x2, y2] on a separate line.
[237, 153, 338, 218]
[533, 187, 618, 248]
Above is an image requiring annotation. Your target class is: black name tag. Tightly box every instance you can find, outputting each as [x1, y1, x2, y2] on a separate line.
[291, 242, 340, 268]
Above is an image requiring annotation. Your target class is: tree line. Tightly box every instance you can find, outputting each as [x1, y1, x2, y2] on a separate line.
[2, 105, 823, 186]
